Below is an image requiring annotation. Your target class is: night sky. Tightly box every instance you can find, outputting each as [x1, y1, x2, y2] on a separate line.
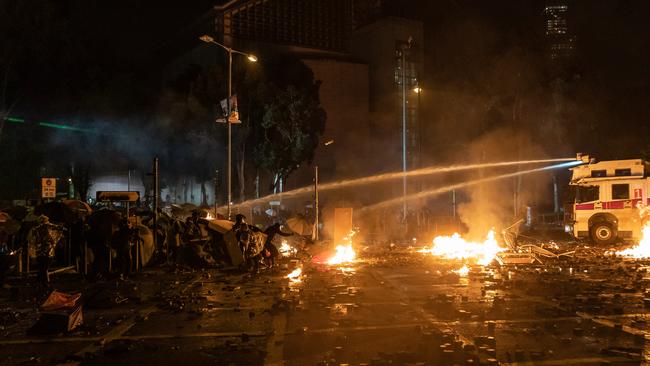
[2, 0, 650, 199]
[5, 1, 650, 127]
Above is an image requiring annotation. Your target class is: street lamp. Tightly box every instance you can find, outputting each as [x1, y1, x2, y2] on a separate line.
[199, 34, 258, 220]
[314, 139, 334, 242]
[400, 38, 413, 224]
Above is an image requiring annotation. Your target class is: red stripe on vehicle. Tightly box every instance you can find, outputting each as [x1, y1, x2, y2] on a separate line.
[605, 201, 625, 209]
[575, 203, 594, 210]
[576, 199, 645, 210]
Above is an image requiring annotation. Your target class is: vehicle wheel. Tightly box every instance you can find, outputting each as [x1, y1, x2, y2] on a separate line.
[590, 222, 617, 245]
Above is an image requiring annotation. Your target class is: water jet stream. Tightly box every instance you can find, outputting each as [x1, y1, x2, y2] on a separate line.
[357, 160, 584, 214]
[229, 157, 577, 210]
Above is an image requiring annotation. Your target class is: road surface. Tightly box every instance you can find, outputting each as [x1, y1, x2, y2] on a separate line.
[0, 244, 647, 365]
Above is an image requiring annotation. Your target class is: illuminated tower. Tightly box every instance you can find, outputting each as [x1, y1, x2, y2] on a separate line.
[544, 2, 575, 61]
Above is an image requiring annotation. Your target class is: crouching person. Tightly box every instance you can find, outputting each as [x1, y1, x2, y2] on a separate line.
[263, 223, 292, 268]
[29, 216, 62, 286]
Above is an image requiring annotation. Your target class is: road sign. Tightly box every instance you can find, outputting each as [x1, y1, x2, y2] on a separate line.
[96, 191, 140, 202]
[41, 178, 56, 198]
[216, 95, 241, 124]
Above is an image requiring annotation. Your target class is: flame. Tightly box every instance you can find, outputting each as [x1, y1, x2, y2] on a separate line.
[420, 230, 505, 266]
[327, 245, 356, 265]
[205, 212, 215, 220]
[616, 203, 650, 258]
[279, 240, 297, 257]
[327, 230, 357, 265]
[286, 267, 302, 282]
[616, 205, 650, 258]
[454, 265, 470, 277]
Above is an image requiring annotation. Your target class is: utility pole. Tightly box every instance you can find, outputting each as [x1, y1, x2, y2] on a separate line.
[199, 34, 257, 220]
[400, 37, 413, 225]
[126, 170, 131, 221]
[227, 50, 232, 220]
[401, 42, 408, 223]
[214, 169, 219, 218]
[314, 165, 319, 241]
[153, 157, 159, 261]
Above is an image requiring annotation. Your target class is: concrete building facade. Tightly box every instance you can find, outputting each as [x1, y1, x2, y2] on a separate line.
[164, 0, 423, 209]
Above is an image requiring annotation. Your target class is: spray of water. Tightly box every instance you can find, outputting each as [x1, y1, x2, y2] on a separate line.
[230, 157, 577, 209]
[357, 160, 584, 214]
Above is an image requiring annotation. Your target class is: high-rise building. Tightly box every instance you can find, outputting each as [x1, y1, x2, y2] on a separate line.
[164, 0, 423, 205]
[350, 17, 422, 173]
[216, 0, 352, 54]
[544, 2, 575, 60]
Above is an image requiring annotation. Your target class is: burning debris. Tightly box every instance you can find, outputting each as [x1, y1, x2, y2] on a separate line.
[327, 230, 357, 265]
[279, 240, 297, 257]
[286, 267, 303, 283]
[615, 205, 650, 258]
[419, 230, 506, 266]
[453, 264, 470, 277]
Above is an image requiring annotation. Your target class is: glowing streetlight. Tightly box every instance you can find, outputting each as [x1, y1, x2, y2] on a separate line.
[199, 34, 257, 220]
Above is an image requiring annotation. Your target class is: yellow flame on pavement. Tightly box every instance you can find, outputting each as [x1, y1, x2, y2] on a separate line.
[616, 205, 650, 258]
[327, 245, 356, 265]
[286, 267, 302, 282]
[327, 230, 357, 265]
[454, 265, 470, 277]
[420, 230, 505, 266]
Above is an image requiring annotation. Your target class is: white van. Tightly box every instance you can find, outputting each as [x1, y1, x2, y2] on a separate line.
[567, 158, 650, 244]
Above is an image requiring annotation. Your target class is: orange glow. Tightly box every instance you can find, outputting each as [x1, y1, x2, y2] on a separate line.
[327, 230, 357, 265]
[286, 267, 302, 282]
[419, 230, 505, 266]
[454, 265, 470, 277]
[327, 245, 356, 265]
[616, 206, 650, 258]
[279, 240, 297, 257]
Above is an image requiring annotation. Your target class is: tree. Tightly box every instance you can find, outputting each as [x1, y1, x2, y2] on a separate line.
[159, 56, 325, 200]
[254, 85, 326, 191]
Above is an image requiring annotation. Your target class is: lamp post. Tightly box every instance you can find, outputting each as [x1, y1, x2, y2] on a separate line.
[199, 35, 257, 220]
[400, 39, 413, 223]
[313, 139, 334, 242]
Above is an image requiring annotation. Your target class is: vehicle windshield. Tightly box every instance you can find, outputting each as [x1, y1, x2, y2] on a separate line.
[575, 185, 600, 203]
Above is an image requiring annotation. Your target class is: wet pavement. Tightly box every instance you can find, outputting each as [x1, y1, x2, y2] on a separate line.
[1, 243, 650, 365]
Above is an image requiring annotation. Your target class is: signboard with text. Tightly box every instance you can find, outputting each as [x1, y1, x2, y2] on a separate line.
[96, 191, 140, 202]
[41, 178, 56, 198]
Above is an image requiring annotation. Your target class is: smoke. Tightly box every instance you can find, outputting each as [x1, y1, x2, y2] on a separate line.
[456, 128, 552, 240]
[44, 111, 224, 200]
[46, 118, 163, 172]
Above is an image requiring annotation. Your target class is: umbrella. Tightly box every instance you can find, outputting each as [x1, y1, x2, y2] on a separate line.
[2, 206, 28, 221]
[63, 200, 92, 216]
[135, 224, 154, 267]
[87, 209, 122, 239]
[34, 202, 77, 224]
[206, 219, 234, 234]
[286, 215, 313, 236]
[169, 204, 201, 219]
[0, 212, 20, 237]
[180, 203, 198, 210]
